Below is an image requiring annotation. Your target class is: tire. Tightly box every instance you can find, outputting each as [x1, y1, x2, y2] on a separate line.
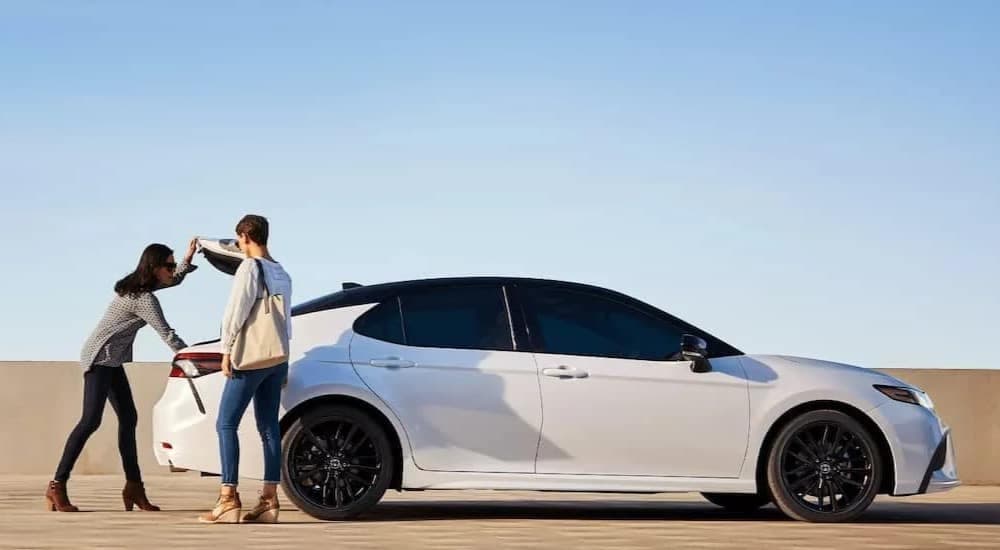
[280, 404, 395, 520]
[766, 409, 882, 523]
[701, 492, 770, 512]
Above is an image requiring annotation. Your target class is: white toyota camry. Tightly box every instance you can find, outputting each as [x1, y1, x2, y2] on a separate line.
[153, 239, 959, 523]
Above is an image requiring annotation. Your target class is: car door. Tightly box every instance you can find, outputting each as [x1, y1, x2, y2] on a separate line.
[520, 285, 750, 478]
[350, 284, 542, 473]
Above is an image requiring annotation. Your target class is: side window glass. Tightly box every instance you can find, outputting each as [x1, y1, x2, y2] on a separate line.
[400, 286, 513, 351]
[523, 287, 681, 360]
[354, 300, 405, 345]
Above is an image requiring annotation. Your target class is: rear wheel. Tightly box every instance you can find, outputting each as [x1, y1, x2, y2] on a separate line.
[701, 492, 770, 512]
[280, 405, 395, 520]
[766, 409, 882, 523]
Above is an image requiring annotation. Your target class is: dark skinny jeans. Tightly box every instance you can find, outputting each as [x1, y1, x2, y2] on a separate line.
[54, 366, 142, 483]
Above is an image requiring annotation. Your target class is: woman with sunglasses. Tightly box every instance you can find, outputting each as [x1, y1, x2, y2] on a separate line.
[46, 239, 199, 513]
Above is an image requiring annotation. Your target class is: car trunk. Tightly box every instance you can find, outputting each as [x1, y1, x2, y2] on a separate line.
[167, 237, 243, 361]
[197, 237, 244, 275]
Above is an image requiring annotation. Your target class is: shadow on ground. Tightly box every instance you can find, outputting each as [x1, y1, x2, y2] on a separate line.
[335, 500, 1000, 525]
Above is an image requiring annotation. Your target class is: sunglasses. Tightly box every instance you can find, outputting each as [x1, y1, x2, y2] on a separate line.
[162, 262, 178, 270]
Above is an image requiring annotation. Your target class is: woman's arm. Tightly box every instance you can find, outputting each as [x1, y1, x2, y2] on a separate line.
[158, 238, 200, 290]
[135, 293, 188, 352]
[220, 258, 261, 356]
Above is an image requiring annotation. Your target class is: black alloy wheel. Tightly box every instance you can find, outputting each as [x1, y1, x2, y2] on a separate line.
[281, 405, 395, 520]
[767, 409, 882, 522]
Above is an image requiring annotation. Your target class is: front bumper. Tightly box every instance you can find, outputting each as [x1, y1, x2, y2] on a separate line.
[867, 399, 960, 496]
[919, 428, 961, 494]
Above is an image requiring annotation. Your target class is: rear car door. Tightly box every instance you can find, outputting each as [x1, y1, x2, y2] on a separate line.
[520, 284, 750, 478]
[350, 284, 542, 473]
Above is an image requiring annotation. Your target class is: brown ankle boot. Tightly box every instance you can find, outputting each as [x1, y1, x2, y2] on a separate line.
[122, 481, 160, 512]
[45, 481, 80, 512]
[198, 491, 242, 524]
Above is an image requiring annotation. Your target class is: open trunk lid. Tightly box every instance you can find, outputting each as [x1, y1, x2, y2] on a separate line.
[197, 238, 244, 275]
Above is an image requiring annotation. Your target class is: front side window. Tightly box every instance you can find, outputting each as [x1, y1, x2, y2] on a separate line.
[400, 285, 514, 351]
[521, 286, 683, 361]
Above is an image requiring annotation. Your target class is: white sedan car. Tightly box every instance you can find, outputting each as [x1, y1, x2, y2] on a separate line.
[153, 240, 959, 523]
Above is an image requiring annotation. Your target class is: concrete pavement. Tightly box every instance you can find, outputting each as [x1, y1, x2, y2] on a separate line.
[2, 475, 997, 549]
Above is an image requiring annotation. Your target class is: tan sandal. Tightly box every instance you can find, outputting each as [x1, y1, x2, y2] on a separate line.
[198, 491, 242, 524]
[242, 493, 280, 524]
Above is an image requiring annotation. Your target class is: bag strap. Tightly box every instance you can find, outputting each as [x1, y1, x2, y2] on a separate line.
[254, 259, 274, 314]
[254, 259, 272, 297]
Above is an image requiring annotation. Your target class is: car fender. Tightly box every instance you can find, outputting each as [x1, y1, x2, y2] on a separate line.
[281, 361, 416, 469]
[738, 355, 894, 481]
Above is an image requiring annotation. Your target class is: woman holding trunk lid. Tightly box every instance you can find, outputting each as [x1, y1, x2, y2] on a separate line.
[46, 238, 199, 513]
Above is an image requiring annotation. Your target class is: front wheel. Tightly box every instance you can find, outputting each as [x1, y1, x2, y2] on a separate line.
[280, 405, 395, 520]
[766, 409, 882, 523]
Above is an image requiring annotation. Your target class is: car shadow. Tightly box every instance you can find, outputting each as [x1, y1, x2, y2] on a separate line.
[857, 501, 1000, 524]
[315, 499, 1000, 525]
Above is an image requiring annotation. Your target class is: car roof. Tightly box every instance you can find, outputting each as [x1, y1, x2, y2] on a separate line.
[292, 276, 621, 316]
[292, 276, 743, 357]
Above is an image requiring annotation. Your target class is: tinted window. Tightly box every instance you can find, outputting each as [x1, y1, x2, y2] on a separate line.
[401, 286, 513, 351]
[522, 287, 682, 360]
[354, 300, 405, 345]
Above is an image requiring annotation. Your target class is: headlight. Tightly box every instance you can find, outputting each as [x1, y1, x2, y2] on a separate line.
[914, 390, 935, 411]
[874, 385, 935, 411]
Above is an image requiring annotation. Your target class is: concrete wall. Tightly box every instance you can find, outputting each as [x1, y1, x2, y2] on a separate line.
[880, 368, 999, 485]
[0, 362, 172, 479]
[1, 362, 996, 484]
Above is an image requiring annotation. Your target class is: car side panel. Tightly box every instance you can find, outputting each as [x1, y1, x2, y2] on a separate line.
[534, 354, 750, 477]
[350, 333, 543, 473]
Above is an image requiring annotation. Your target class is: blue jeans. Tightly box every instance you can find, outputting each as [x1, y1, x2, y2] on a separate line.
[216, 362, 288, 485]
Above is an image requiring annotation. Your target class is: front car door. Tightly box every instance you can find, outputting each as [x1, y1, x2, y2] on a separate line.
[350, 283, 542, 473]
[519, 284, 750, 478]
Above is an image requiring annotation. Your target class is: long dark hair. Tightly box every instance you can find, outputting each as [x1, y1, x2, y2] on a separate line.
[114, 244, 174, 297]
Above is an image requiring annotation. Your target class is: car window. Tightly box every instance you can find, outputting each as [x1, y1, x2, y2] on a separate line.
[354, 300, 405, 345]
[522, 286, 683, 360]
[400, 285, 513, 351]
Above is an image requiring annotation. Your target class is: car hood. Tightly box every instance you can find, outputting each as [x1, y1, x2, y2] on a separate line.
[197, 237, 244, 275]
[746, 354, 913, 388]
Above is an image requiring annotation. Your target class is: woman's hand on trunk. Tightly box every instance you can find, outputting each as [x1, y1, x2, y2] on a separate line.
[184, 237, 199, 265]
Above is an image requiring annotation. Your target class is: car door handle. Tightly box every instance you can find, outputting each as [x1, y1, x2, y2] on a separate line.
[369, 358, 415, 369]
[542, 366, 589, 379]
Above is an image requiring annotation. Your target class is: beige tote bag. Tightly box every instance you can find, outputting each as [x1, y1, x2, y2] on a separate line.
[232, 260, 289, 371]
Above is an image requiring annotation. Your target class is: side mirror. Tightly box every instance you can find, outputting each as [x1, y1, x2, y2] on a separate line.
[680, 334, 712, 373]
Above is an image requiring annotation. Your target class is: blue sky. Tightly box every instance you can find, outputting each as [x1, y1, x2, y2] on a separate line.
[1, 1, 997, 368]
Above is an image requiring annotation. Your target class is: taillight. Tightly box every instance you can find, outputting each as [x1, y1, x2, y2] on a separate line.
[170, 352, 223, 378]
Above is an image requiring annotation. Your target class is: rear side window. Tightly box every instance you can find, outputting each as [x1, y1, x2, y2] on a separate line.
[354, 300, 405, 345]
[400, 286, 513, 351]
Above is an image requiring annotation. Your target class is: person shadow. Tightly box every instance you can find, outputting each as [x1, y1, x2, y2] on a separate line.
[287, 322, 571, 475]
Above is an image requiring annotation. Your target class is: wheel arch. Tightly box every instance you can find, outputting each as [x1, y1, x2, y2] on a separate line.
[754, 400, 896, 495]
[280, 394, 405, 490]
